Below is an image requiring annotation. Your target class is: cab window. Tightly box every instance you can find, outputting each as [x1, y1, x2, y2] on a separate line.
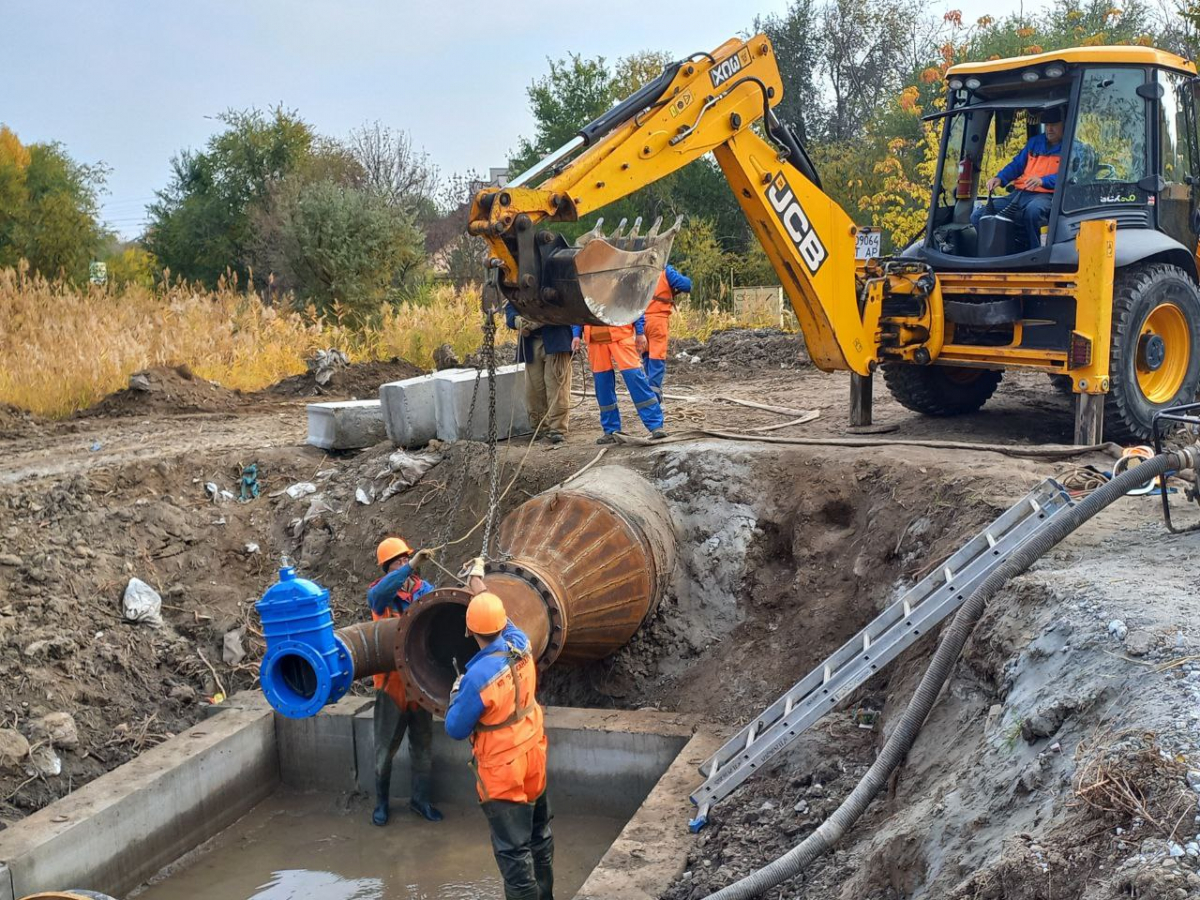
[1064, 67, 1148, 211]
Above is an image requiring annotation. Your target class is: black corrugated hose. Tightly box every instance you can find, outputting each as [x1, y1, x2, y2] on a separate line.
[705, 445, 1200, 900]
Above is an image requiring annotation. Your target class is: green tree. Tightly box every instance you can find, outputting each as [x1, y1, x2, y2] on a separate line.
[146, 107, 315, 286]
[0, 125, 108, 281]
[105, 245, 158, 289]
[250, 177, 425, 323]
[510, 54, 614, 173]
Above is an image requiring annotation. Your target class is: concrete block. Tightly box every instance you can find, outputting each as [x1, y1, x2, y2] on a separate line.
[276, 695, 372, 793]
[380, 372, 447, 447]
[435, 363, 531, 442]
[0, 706, 277, 898]
[306, 399, 387, 450]
[0, 863, 14, 900]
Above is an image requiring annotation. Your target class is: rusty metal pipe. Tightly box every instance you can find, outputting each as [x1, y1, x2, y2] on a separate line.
[394, 467, 677, 713]
[335, 618, 401, 681]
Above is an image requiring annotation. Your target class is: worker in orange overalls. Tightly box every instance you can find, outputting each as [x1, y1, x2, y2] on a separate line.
[572, 319, 666, 444]
[641, 264, 692, 404]
[366, 537, 443, 827]
[972, 106, 1067, 250]
[446, 560, 553, 900]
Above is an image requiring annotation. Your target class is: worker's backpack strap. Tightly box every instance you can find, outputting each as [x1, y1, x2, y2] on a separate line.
[473, 646, 535, 733]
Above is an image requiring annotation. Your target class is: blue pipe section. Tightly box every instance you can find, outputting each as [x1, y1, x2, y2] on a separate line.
[256, 565, 354, 718]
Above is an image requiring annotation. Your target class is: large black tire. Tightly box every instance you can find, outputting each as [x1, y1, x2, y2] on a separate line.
[882, 365, 1003, 416]
[1104, 264, 1200, 442]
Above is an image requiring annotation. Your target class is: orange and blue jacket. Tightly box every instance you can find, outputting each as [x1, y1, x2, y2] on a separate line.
[646, 265, 693, 318]
[997, 134, 1063, 193]
[445, 622, 544, 765]
[367, 564, 432, 710]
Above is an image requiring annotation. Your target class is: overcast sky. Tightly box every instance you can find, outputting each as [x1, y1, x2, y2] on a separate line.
[3, 0, 1031, 239]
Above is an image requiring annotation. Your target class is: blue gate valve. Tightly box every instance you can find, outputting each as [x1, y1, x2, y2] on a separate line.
[256, 564, 354, 718]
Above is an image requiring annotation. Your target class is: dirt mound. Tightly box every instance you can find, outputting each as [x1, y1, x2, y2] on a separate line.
[82, 366, 241, 418]
[264, 357, 423, 399]
[672, 327, 809, 370]
[0, 403, 41, 439]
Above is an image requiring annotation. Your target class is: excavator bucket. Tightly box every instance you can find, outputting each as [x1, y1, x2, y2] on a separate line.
[510, 215, 684, 327]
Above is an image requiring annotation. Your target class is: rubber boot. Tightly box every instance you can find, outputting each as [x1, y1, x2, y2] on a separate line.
[372, 776, 391, 826]
[409, 773, 443, 822]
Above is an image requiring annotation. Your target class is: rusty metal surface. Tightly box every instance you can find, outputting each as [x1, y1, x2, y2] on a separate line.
[390, 468, 679, 712]
[393, 587, 478, 717]
[336, 618, 400, 680]
[500, 466, 677, 665]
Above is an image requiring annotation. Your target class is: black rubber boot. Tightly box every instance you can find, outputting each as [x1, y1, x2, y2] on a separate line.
[409, 773, 443, 822]
[372, 776, 391, 826]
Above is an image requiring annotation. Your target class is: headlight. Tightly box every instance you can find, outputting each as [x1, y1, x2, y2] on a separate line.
[1045, 63, 1065, 78]
[1022, 70, 1040, 82]
[965, 77, 982, 90]
[948, 77, 964, 90]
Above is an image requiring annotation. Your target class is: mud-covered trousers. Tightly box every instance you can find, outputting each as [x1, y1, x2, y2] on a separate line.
[482, 791, 555, 900]
[373, 689, 434, 796]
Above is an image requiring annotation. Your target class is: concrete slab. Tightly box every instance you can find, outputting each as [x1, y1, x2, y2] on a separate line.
[0, 863, 13, 900]
[576, 730, 723, 900]
[277, 694, 373, 793]
[307, 399, 387, 451]
[435, 364, 531, 442]
[380, 372, 448, 447]
[0, 706, 277, 898]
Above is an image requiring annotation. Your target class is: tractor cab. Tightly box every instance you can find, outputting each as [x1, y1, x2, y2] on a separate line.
[920, 46, 1200, 274]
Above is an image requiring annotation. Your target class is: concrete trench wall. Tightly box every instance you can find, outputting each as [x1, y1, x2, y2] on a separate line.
[0, 692, 712, 900]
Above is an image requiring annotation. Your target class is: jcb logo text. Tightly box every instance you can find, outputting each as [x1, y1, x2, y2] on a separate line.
[766, 174, 827, 274]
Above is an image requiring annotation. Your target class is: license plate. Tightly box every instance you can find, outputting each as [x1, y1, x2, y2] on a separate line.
[855, 228, 882, 260]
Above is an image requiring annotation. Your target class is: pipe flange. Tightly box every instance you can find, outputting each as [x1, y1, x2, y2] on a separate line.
[489, 559, 568, 667]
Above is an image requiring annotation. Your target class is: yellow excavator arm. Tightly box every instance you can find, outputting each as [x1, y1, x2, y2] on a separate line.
[469, 34, 941, 375]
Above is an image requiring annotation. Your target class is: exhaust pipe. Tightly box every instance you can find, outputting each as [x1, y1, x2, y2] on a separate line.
[256, 467, 676, 718]
[394, 466, 677, 713]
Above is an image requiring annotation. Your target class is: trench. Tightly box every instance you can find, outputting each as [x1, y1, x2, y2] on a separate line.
[0, 445, 1004, 900]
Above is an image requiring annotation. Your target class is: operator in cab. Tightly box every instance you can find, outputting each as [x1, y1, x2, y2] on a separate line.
[971, 106, 1067, 251]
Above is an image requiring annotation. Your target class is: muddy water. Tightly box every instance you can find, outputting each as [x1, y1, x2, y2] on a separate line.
[132, 790, 627, 900]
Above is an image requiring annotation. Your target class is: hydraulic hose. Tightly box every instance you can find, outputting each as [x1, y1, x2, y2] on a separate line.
[705, 445, 1200, 900]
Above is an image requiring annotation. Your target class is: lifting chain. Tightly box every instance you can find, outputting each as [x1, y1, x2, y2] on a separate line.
[432, 366, 482, 553]
[480, 309, 503, 559]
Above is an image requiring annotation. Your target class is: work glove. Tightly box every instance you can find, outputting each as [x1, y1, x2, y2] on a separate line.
[468, 556, 486, 580]
[411, 548, 435, 567]
[451, 674, 463, 696]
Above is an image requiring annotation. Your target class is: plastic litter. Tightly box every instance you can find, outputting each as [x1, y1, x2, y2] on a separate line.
[122, 577, 164, 627]
[285, 482, 317, 500]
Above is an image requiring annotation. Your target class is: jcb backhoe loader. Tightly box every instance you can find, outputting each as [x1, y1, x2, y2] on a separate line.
[469, 37, 1200, 443]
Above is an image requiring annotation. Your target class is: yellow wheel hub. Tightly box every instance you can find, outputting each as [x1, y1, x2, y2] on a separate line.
[1135, 302, 1190, 404]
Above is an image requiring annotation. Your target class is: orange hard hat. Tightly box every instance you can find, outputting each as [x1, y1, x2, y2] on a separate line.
[376, 537, 413, 567]
[466, 592, 507, 635]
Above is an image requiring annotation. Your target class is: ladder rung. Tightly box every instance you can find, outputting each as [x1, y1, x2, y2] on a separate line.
[944, 566, 953, 583]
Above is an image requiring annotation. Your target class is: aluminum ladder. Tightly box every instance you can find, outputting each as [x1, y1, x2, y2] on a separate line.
[688, 477, 1074, 831]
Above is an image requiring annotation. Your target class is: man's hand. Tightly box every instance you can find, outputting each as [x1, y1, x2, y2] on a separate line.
[571, 337, 582, 353]
[451, 674, 463, 696]
[1023, 176, 1042, 190]
[636, 334, 648, 354]
[468, 556, 486, 580]
[411, 548, 435, 566]
[986, 176, 1003, 193]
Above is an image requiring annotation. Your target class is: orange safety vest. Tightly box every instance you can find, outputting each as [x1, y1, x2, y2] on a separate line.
[1013, 151, 1060, 193]
[470, 645, 547, 803]
[646, 270, 676, 318]
[368, 575, 426, 711]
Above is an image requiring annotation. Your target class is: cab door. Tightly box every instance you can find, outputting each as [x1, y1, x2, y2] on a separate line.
[1158, 69, 1200, 247]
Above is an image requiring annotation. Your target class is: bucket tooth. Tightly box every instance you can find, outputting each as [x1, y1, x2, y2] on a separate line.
[646, 216, 664, 240]
[575, 218, 605, 249]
